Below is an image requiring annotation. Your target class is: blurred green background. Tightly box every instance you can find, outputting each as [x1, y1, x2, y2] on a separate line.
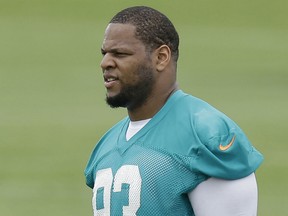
[0, 0, 287, 215]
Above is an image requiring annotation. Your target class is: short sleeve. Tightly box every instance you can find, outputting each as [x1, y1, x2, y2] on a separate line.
[192, 109, 263, 180]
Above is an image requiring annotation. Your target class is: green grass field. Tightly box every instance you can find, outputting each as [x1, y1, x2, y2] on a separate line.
[1, 0, 287, 215]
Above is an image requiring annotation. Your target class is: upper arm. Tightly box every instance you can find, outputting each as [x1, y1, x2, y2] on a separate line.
[188, 173, 258, 216]
[192, 109, 263, 179]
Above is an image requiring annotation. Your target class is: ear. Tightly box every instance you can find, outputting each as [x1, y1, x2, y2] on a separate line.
[155, 45, 171, 72]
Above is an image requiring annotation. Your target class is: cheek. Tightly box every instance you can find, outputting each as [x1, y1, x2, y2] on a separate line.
[118, 63, 140, 83]
[121, 73, 138, 86]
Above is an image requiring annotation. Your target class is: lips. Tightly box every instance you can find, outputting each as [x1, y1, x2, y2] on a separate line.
[104, 74, 118, 88]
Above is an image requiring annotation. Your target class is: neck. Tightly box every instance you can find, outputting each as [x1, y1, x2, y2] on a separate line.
[127, 83, 178, 121]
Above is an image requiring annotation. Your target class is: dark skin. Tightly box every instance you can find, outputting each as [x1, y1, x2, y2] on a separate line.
[100, 23, 178, 121]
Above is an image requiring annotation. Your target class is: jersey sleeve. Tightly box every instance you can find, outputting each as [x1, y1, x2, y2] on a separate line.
[192, 109, 263, 180]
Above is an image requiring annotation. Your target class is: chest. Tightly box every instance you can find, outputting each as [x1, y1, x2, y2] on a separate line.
[91, 144, 197, 215]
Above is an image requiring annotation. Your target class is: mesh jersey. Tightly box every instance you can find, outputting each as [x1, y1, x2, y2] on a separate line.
[85, 90, 263, 216]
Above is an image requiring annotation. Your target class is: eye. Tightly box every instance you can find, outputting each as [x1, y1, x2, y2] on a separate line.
[101, 49, 106, 56]
[114, 52, 127, 57]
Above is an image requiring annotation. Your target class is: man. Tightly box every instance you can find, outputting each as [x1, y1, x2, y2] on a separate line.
[85, 6, 263, 216]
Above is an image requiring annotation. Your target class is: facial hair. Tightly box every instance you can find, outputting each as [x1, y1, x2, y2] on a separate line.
[105, 63, 155, 111]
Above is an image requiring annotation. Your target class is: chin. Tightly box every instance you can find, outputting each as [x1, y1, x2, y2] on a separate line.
[106, 90, 119, 99]
[105, 93, 129, 108]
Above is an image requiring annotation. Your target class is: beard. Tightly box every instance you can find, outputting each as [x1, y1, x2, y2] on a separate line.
[105, 63, 155, 111]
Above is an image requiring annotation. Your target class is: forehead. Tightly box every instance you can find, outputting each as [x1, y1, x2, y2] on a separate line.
[102, 23, 145, 50]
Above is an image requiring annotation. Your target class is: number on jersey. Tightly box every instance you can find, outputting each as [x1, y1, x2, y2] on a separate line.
[92, 165, 142, 216]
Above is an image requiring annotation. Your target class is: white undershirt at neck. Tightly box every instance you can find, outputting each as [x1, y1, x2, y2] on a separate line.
[126, 118, 151, 141]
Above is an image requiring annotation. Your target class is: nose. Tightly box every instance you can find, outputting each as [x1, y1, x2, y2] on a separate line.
[100, 53, 116, 71]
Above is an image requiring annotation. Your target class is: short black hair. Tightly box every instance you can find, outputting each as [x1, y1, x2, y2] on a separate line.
[110, 6, 179, 62]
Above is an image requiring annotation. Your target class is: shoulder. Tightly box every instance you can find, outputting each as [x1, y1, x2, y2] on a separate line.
[148, 91, 223, 154]
[171, 91, 239, 144]
[168, 91, 228, 136]
[193, 107, 237, 146]
[168, 91, 263, 179]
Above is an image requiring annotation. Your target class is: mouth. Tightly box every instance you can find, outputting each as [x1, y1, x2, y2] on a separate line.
[104, 74, 119, 88]
[105, 77, 117, 82]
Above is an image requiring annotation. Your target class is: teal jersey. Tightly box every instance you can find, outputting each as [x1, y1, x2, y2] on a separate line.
[85, 90, 263, 216]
